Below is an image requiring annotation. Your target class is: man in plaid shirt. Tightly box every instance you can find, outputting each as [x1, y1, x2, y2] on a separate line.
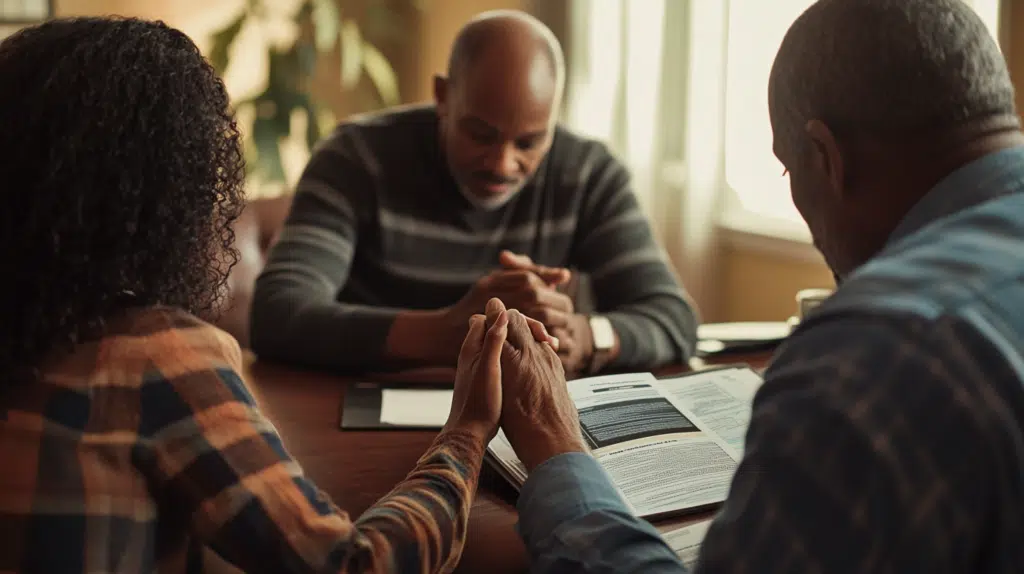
[494, 0, 1024, 572]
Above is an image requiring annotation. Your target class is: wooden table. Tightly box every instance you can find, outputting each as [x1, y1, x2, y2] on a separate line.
[238, 353, 772, 573]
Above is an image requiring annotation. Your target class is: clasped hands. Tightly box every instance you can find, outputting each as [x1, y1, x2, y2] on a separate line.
[442, 250, 593, 376]
[444, 298, 588, 471]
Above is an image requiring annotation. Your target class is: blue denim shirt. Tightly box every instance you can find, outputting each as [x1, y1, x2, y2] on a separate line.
[517, 146, 1024, 573]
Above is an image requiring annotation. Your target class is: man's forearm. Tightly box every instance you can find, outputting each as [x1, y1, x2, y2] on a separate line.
[605, 294, 697, 370]
[251, 285, 462, 370]
[249, 278, 399, 371]
[386, 308, 460, 366]
[573, 180, 699, 368]
[517, 453, 687, 573]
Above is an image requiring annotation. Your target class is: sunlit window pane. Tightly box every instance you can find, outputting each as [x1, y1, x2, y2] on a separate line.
[723, 0, 812, 223]
[723, 0, 1001, 224]
[566, 0, 622, 143]
[970, 0, 1002, 45]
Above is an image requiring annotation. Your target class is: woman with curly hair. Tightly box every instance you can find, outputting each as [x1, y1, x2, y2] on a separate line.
[0, 16, 517, 573]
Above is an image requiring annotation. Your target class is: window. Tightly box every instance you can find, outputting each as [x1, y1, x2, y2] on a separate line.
[723, 0, 1003, 229]
[0, 0, 52, 41]
[564, 0, 668, 214]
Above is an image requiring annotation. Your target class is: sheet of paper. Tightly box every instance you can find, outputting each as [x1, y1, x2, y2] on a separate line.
[659, 367, 763, 457]
[379, 389, 453, 427]
[663, 519, 714, 569]
[659, 366, 765, 456]
[697, 321, 791, 342]
[488, 429, 529, 484]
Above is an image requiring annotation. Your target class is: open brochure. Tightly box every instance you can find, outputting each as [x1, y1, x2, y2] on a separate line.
[486, 365, 763, 520]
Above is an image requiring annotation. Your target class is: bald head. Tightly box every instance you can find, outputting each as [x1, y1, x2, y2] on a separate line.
[447, 10, 565, 96]
[434, 11, 565, 211]
[768, 0, 1022, 281]
[769, 0, 1015, 149]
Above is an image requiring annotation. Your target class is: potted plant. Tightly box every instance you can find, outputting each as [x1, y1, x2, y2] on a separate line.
[209, 0, 414, 193]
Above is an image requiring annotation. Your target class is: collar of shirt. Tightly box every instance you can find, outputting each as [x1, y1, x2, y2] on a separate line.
[887, 144, 1024, 246]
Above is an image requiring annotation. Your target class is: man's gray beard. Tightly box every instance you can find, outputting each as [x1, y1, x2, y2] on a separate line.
[456, 183, 521, 211]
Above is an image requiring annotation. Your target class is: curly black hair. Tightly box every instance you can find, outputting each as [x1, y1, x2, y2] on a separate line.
[0, 17, 246, 381]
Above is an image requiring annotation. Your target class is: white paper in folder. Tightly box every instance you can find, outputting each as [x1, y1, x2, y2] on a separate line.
[379, 389, 454, 427]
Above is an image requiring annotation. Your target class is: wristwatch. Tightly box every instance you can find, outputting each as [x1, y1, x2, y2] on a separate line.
[588, 315, 616, 374]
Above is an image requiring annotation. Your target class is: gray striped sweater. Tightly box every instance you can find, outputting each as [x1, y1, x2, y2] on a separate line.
[250, 105, 698, 372]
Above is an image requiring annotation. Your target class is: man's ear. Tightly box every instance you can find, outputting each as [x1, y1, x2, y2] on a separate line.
[804, 119, 846, 197]
[433, 75, 448, 113]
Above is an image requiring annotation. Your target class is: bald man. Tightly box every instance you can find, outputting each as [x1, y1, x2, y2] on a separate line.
[494, 0, 1024, 572]
[250, 10, 697, 375]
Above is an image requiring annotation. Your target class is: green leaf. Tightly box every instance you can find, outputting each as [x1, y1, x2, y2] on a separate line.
[266, 48, 307, 92]
[362, 42, 400, 106]
[208, 12, 247, 75]
[296, 41, 318, 78]
[311, 0, 340, 52]
[234, 101, 259, 177]
[295, 0, 314, 20]
[301, 99, 322, 150]
[339, 19, 364, 89]
[252, 116, 286, 182]
[253, 87, 299, 139]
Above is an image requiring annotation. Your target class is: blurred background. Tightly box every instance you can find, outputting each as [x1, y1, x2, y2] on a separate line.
[3, 0, 1020, 323]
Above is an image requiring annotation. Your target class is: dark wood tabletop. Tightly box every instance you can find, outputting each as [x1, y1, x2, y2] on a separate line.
[234, 352, 772, 574]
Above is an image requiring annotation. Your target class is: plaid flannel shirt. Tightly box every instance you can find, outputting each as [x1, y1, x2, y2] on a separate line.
[516, 146, 1024, 573]
[0, 307, 482, 573]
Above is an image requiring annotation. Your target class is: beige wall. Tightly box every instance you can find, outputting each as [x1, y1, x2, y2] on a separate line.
[719, 246, 833, 321]
[1009, 1, 1024, 115]
[55, 0, 242, 46]
[414, 0, 527, 102]
[717, 243, 835, 322]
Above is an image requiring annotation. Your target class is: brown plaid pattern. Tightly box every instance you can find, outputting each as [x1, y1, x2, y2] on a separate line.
[0, 306, 482, 573]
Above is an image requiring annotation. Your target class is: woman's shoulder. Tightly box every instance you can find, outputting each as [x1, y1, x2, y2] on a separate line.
[102, 306, 244, 376]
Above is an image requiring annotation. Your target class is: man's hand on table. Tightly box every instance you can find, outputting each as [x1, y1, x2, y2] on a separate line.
[549, 314, 594, 378]
[485, 299, 589, 472]
[444, 299, 559, 444]
[498, 251, 594, 377]
[434, 253, 574, 362]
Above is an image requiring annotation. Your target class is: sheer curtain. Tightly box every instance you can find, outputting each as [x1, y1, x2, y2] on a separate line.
[563, 0, 666, 220]
[563, 0, 727, 318]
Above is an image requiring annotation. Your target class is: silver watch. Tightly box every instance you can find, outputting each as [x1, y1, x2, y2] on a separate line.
[589, 316, 615, 351]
